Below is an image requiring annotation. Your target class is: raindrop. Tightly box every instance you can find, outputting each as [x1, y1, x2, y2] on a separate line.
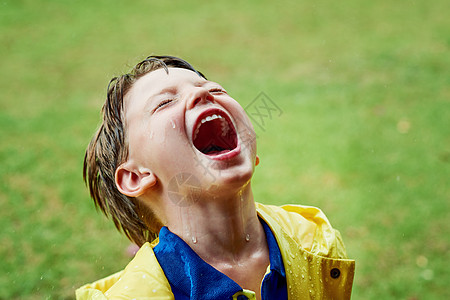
[421, 269, 434, 280]
[416, 255, 428, 268]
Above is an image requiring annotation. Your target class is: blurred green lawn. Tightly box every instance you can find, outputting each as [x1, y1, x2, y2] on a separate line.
[1, 0, 449, 299]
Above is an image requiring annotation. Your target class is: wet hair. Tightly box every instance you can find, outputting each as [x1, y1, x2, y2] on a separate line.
[83, 55, 206, 246]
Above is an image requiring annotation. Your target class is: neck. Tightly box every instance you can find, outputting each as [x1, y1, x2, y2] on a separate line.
[164, 183, 265, 265]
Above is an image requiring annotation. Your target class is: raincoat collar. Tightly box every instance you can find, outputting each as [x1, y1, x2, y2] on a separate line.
[153, 218, 286, 299]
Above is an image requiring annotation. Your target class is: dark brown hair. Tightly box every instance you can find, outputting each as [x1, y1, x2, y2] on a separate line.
[83, 55, 206, 246]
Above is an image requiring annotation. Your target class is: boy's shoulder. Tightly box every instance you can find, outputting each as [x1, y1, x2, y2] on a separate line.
[76, 243, 173, 300]
[257, 203, 355, 299]
[256, 202, 349, 259]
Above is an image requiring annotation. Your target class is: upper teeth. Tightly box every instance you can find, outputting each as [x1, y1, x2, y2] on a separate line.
[202, 114, 220, 123]
[194, 114, 230, 140]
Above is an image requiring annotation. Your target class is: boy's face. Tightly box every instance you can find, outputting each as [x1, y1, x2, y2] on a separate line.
[122, 68, 257, 198]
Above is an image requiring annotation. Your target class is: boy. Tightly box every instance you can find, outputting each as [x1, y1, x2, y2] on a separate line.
[77, 55, 355, 300]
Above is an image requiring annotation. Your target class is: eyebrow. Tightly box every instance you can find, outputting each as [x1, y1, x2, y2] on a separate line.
[145, 86, 177, 107]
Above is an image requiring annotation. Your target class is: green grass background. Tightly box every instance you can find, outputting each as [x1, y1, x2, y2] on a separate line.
[1, 0, 449, 299]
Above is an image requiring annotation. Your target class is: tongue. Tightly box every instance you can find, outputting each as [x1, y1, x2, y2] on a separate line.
[201, 146, 230, 155]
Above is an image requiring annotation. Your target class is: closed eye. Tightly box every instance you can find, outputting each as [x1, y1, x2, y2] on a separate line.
[209, 88, 227, 94]
[154, 99, 174, 112]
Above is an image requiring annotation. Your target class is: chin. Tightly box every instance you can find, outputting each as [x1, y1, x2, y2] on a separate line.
[206, 163, 254, 193]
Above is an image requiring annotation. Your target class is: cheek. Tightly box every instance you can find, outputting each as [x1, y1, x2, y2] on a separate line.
[225, 107, 257, 155]
[147, 114, 192, 161]
[233, 108, 256, 139]
[152, 106, 187, 132]
[223, 99, 254, 127]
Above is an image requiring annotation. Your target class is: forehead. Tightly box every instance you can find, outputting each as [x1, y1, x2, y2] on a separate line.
[123, 67, 206, 120]
[129, 67, 205, 98]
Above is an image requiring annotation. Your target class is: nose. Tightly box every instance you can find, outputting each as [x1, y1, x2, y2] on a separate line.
[186, 87, 214, 109]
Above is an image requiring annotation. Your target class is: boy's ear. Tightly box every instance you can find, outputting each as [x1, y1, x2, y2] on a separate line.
[255, 155, 260, 166]
[115, 162, 157, 197]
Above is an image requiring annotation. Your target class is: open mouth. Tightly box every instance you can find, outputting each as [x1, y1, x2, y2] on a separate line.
[192, 109, 238, 156]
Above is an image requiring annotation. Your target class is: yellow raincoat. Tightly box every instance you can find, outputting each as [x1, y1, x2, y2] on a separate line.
[76, 203, 355, 299]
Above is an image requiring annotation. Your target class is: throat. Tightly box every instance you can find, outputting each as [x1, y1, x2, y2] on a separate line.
[202, 145, 229, 155]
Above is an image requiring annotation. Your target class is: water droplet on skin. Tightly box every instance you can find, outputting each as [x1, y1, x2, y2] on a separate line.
[149, 131, 154, 139]
[192, 236, 197, 244]
[245, 234, 250, 242]
[171, 120, 176, 129]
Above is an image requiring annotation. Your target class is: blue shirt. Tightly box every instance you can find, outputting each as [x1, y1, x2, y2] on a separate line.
[154, 219, 287, 300]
